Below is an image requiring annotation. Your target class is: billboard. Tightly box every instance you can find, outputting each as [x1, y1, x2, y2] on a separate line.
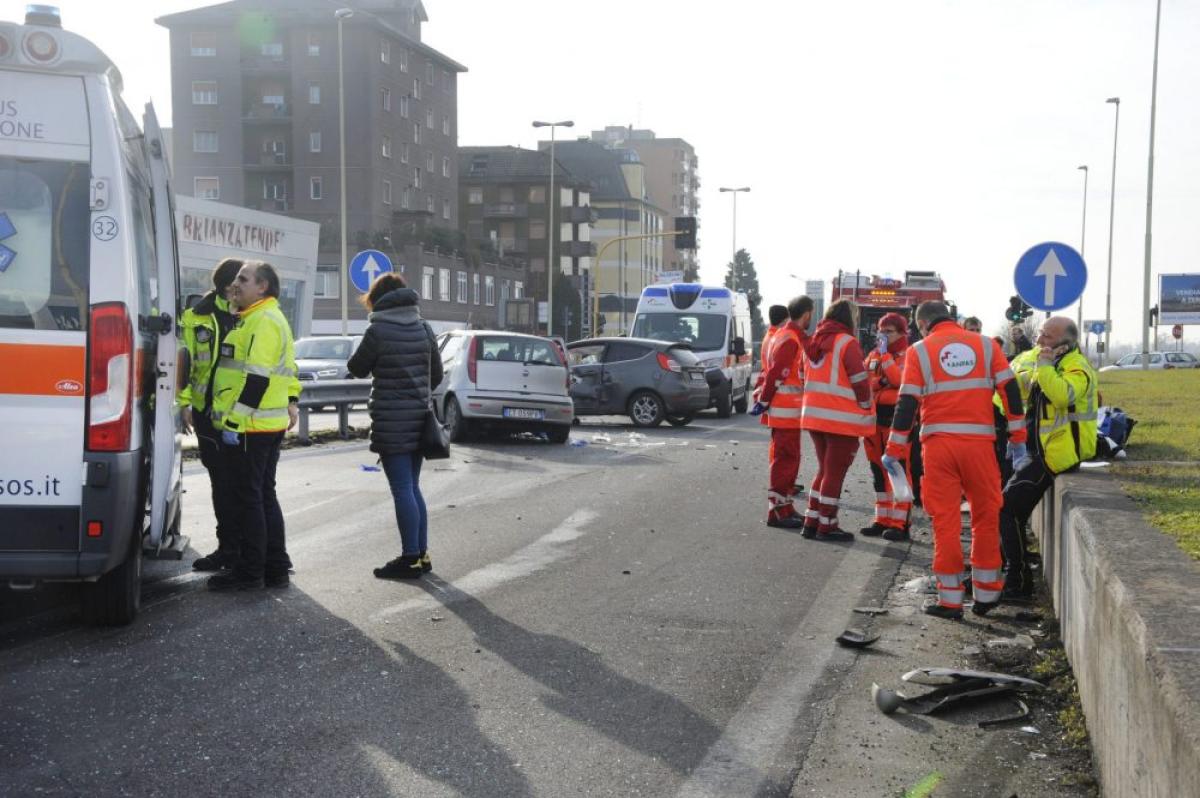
[1160, 273, 1200, 325]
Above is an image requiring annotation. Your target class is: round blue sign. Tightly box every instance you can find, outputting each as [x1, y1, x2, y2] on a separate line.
[1014, 242, 1088, 312]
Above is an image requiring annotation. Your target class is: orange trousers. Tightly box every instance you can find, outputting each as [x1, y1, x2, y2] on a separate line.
[863, 423, 912, 529]
[921, 437, 1004, 608]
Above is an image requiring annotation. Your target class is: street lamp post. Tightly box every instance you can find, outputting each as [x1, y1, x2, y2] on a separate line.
[1076, 164, 1088, 341]
[532, 119, 574, 338]
[335, 8, 353, 336]
[1103, 97, 1120, 364]
[1141, 0, 1164, 370]
[719, 187, 750, 292]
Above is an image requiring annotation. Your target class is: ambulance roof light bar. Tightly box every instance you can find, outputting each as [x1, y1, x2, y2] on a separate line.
[25, 5, 62, 28]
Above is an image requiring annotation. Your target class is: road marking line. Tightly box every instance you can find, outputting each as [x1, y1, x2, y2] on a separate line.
[674, 544, 878, 798]
[369, 508, 598, 622]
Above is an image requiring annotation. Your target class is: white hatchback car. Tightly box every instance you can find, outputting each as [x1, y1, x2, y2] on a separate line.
[434, 331, 575, 442]
[1099, 351, 1199, 372]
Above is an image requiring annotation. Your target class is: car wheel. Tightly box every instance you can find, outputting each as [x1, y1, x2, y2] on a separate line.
[628, 391, 665, 427]
[445, 396, 471, 443]
[733, 380, 750, 414]
[715, 389, 733, 419]
[666, 413, 695, 427]
[546, 425, 570, 444]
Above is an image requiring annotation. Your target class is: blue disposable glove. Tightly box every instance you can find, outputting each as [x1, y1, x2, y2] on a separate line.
[1007, 441, 1031, 470]
[221, 429, 240, 447]
[876, 336, 888, 355]
[881, 453, 900, 471]
[750, 401, 767, 417]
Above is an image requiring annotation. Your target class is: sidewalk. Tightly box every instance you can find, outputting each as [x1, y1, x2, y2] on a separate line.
[181, 409, 372, 453]
[790, 510, 1098, 797]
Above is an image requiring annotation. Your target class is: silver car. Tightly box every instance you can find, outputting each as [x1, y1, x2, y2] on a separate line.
[434, 330, 575, 443]
[295, 335, 363, 381]
[1098, 351, 1199, 372]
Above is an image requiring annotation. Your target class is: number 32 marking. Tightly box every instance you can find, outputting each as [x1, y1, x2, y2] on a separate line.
[92, 216, 119, 241]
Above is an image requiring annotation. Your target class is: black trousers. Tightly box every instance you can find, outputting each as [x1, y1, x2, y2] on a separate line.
[195, 411, 238, 554]
[993, 406, 1014, 488]
[223, 431, 290, 579]
[998, 457, 1053, 591]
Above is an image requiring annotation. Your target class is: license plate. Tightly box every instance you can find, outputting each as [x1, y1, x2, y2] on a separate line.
[503, 407, 545, 420]
[689, 371, 705, 382]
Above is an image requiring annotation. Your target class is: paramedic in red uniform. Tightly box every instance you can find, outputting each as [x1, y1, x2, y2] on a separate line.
[860, 312, 913, 541]
[797, 299, 874, 541]
[751, 296, 814, 528]
[885, 301, 1027, 619]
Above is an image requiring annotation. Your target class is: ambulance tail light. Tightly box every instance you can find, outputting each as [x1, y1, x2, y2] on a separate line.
[87, 303, 134, 452]
[466, 336, 479, 383]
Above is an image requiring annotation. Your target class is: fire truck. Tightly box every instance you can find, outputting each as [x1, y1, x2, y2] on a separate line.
[831, 270, 956, 346]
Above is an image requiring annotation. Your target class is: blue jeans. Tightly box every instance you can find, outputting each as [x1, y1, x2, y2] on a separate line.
[381, 451, 427, 555]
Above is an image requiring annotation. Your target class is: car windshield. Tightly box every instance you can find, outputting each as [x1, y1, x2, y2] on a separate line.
[631, 312, 727, 351]
[295, 338, 353, 359]
[478, 336, 563, 366]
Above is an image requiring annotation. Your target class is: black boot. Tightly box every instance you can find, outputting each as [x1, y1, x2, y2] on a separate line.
[859, 523, 885, 537]
[193, 549, 235, 572]
[419, 551, 432, 573]
[922, 599, 963, 620]
[882, 526, 911, 543]
[374, 554, 423, 580]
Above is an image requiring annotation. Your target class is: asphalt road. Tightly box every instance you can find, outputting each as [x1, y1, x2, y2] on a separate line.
[0, 413, 904, 797]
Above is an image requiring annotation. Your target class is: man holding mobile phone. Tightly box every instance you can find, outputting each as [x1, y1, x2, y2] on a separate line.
[998, 316, 1098, 602]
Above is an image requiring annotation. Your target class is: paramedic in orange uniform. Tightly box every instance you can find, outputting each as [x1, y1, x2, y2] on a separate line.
[885, 301, 1027, 620]
[859, 312, 912, 542]
[751, 296, 814, 528]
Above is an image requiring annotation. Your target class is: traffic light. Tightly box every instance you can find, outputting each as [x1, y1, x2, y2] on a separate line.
[674, 216, 697, 250]
[1006, 295, 1033, 323]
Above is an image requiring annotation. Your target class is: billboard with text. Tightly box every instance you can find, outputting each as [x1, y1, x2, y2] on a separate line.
[1160, 273, 1200, 325]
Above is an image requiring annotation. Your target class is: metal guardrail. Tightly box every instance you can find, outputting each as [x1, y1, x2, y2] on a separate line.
[296, 379, 371, 444]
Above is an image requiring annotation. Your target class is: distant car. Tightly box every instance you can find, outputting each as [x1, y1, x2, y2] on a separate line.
[1098, 351, 1199, 372]
[566, 337, 716, 427]
[434, 330, 575, 443]
[295, 335, 363, 381]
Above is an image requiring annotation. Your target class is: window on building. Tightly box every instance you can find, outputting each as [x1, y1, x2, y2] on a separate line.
[456, 271, 468, 303]
[398, 49, 408, 72]
[261, 42, 283, 57]
[400, 142, 410, 164]
[313, 268, 339, 298]
[413, 123, 421, 145]
[307, 33, 320, 56]
[382, 180, 392, 205]
[192, 81, 218, 105]
[422, 267, 434, 299]
[194, 177, 219, 200]
[193, 130, 218, 153]
[442, 199, 451, 220]
[426, 108, 434, 129]
[514, 281, 524, 299]
[442, 116, 450, 136]
[529, 220, 546, 240]
[190, 32, 216, 57]
[263, 181, 286, 200]
[472, 274, 481, 305]
[308, 82, 320, 104]
[399, 95, 409, 118]
[442, 156, 451, 178]
[468, 187, 483, 204]
[413, 168, 421, 189]
[262, 92, 285, 106]
[412, 78, 421, 100]
[402, 187, 411, 210]
[425, 63, 434, 85]
[426, 151, 435, 173]
[529, 185, 545, 204]
[501, 279, 511, 302]
[438, 268, 450, 302]
[426, 195, 435, 213]
[381, 135, 391, 158]
[485, 275, 495, 306]
[380, 39, 390, 64]
[310, 176, 322, 200]
[309, 131, 322, 152]
[442, 69, 451, 89]
[381, 87, 391, 112]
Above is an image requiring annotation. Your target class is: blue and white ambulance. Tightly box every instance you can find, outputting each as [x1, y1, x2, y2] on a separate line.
[0, 7, 184, 624]
[630, 283, 754, 417]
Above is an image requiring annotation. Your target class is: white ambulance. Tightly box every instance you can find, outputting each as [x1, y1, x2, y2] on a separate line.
[0, 7, 184, 624]
[630, 283, 754, 417]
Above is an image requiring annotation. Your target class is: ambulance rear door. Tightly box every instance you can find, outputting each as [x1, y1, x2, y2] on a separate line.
[141, 104, 182, 552]
[0, 70, 92, 561]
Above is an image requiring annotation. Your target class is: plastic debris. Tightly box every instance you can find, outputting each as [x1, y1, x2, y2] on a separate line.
[360, 464, 382, 472]
[903, 575, 938, 594]
[853, 606, 889, 616]
[836, 628, 880, 648]
[1021, 726, 1042, 735]
[591, 433, 612, 443]
[569, 439, 588, 447]
[978, 698, 1031, 728]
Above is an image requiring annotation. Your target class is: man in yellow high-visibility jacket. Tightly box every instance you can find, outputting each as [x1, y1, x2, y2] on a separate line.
[179, 258, 241, 572]
[207, 261, 301, 592]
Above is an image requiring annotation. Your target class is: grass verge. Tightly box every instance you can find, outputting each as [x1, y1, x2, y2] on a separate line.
[1114, 463, 1200, 561]
[1098, 368, 1200, 461]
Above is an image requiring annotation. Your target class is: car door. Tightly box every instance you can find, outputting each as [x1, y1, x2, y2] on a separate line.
[568, 342, 607, 414]
[601, 341, 653, 412]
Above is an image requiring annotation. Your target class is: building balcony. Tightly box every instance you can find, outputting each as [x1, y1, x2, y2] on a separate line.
[483, 202, 528, 218]
[251, 199, 291, 213]
[244, 154, 293, 170]
[564, 205, 597, 224]
[242, 104, 292, 123]
[562, 240, 596, 258]
[240, 55, 291, 74]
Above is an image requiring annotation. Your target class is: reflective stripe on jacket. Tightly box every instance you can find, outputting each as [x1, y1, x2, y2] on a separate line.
[800, 332, 874, 436]
[211, 297, 300, 433]
[1032, 348, 1098, 473]
[765, 325, 804, 429]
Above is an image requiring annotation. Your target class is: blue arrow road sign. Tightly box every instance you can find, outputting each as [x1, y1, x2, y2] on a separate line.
[348, 249, 393, 293]
[1014, 241, 1087, 312]
[1089, 320, 1107, 336]
[0, 212, 16, 273]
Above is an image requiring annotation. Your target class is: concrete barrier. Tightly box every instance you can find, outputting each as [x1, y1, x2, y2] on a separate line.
[1034, 470, 1200, 798]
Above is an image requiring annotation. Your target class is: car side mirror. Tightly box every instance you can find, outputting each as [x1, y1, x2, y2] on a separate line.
[731, 337, 746, 357]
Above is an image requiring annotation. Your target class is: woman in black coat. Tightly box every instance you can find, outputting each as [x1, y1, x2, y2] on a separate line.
[347, 273, 444, 579]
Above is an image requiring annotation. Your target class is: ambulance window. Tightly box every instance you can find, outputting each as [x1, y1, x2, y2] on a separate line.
[0, 159, 90, 330]
[127, 172, 158, 316]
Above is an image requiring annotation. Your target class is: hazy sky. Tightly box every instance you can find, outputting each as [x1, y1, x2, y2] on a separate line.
[7, 0, 1198, 346]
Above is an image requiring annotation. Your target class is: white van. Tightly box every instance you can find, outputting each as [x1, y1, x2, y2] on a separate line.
[630, 283, 753, 417]
[0, 8, 183, 624]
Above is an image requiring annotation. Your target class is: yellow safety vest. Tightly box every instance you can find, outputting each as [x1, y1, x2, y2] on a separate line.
[993, 347, 1038, 412]
[1031, 348, 1098, 473]
[178, 294, 232, 412]
[211, 297, 300, 433]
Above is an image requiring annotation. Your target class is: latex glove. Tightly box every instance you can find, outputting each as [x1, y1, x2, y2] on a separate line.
[221, 429, 240, 447]
[180, 406, 193, 436]
[287, 403, 299, 431]
[876, 336, 888, 355]
[750, 401, 767, 417]
[1007, 441, 1031, 470]
[881, 453, 900, 472]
